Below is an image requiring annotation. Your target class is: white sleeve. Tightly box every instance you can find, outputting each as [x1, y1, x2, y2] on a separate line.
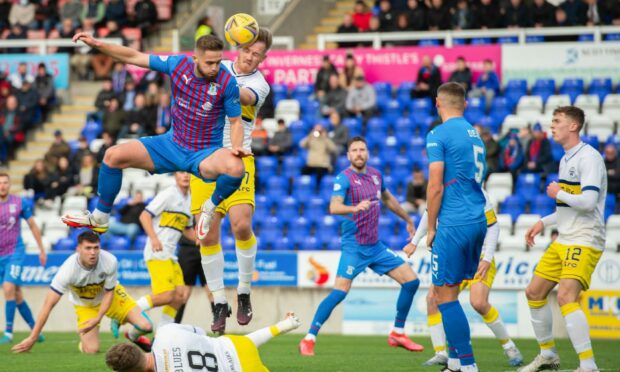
[104, 256, 118, 290]
[411, 210, 428, 245]
[579, 154, 604, 194]
[168, 323, 207, 336]
[556, 190, 599, 212]
[541, 212, 557, 227]
[481, 222, 499, 262]
[247, 77, 270, 108]
[145, 188, 170, 217]
[50, 261, 71, 295]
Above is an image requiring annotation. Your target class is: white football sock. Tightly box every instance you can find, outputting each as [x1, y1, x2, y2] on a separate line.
[247, 317, 298, 348]
[448, 358, 461, 370]
[562, 303, 597, 371]
[304, 334, 316, 342]
[92, 209, 110, 223]
[482, 306, 511, 346]
[236, 235, 257, 295]
[137, 296, 153, 311]
[428, 312, 447, 353]
[392, 326, 404, 334]
[201, 244, 226, 304]
[461, 363, 478, 372]
[528, 299, 557, 358]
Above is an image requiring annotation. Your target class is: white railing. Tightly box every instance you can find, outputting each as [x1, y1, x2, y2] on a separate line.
[317, 26, 620, 50]
[0, 37, 124, 55]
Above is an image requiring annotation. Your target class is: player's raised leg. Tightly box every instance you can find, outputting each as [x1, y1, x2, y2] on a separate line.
[122, 306, 154, 352]
[385, 262, 423, 352]
[62, 140, 155, 233]
[246, 312, 301, 347]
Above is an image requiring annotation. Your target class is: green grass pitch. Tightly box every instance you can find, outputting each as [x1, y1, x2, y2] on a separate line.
[0, 332, 618, 371]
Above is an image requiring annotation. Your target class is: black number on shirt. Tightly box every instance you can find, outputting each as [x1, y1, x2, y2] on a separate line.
[565, 247, 582, 262]
[187, 351, 218, 371]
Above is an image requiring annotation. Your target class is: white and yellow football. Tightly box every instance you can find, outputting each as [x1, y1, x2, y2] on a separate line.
[224, 13, 260, 47]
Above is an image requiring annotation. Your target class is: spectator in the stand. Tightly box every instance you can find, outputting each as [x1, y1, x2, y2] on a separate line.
[108, 191, 146, 244]
[119, 93, 150, 138]
[554, 8, 572, 27]
[44, 155, 75, 201]
[195, 16, 216, 41]
[378, 0, 396, 31]
[584, 0, 607, 25]
[105, 0, 127, 28]
[268, 119, 292, 157]
[524, 123, 555, 174]
[405, 0, 427, 31]
[144, 82, 160, 108]
[390, 14, 416, 46]
[8, 0, 35, 30]
[468, 59, 499, 110]
[300, 124, 337, 184]
[611, 0, 620, 25]
[34, 63, 55, 123]
[68, 153, 98, 197]
[15, 80, 38, 129]
[473, 0, 501, 29]
[401, 168, 427, 213]
[131, 0, 158, 37]
[0, 0, 12, 32]
[154, 92, 171, 134]
[5, 25, 27, 54]
[59, 0, 83, 30]
[0, 96, 22, 165]
[427, 0, 451, 30]
[604, 144, 620, 197]
[337, 14, 359, 49]
[478, 126, 499, 174]
[339, 53, 365, 89]
[560, 0, 587, 25]
[102, 97, 125, 137]
[57, 19, 77, 55]
[448, 56, 472, 91]
[502, 0, 530, 28]
[111, 62, 132, 94]
[530, 0, 556, 27]
[9, 62, 34, 90]
[23, 159, 48, 201]
[315, 56, 338, 99]
[120, 79, 137, 111]
[0, 79, 8, 111]
[44, 130, 71, 171]
[321, 74, 348, 117]
[411, 55, 441, 99]
[346, 74, 376, 120]
[33, 0, 59, 35]
[71, 136, 93, 173]
[250, 120, 269, 156]
[71, 18, 97, 80]
[94, 78, 117, 112]
[328, 112, 349, 154]
[365, 15, 381, 35]
[452, 0, 476, 30]
[91, 20, 122, 79]
[499, 132, 524, 176]
[81, 0, 105, 26]
[137, 69, 164, 90]
[96, 131, 115, 164]
[352, 0, 372, 31]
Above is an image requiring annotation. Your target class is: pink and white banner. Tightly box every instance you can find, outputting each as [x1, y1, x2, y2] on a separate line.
[127, 45, 501, 87]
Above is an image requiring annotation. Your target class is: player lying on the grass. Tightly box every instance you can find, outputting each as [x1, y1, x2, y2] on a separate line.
[299, 137, 423, 356]
[0, 172, 47, 345]
[405, 190, 523, 368]
[105, 312, 301, 372]
[12, 231, 153, 354]
[62, 33, 248, 245]
[192, 28, 273, 334]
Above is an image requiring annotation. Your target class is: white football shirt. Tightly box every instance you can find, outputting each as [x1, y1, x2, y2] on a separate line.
[49, 250, 118, 307]
[153, 324, 242, 372]
[221, 59, 270, 151]
[143, 185, 192, 261]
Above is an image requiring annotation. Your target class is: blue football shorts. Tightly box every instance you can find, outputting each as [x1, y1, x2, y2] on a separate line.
[337, 241, 405, 280]
[0, 252, 25, 286]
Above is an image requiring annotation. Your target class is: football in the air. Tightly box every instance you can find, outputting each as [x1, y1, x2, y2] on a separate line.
[224, 13, 260, 47]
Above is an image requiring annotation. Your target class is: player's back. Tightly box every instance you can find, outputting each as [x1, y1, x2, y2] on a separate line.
[153, 324, 241, 371]
[426, 117, 486, 226]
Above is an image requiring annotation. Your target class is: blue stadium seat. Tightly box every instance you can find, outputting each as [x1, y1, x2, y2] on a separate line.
[411, 98, 432, 115]
[383, 99, 401, 121]
[532, 194, 555, 216]
[380, 138, 399, 160]
[606, 194, 617, 219]
[501, 195, 526, 221]
[471, 37, 492, 45]
[299, 236, 322, 250]
[387, 235, 404, 251]
[549, 139, 564, 162]
[419, 39, 440, 47]
[367, 157, 384, 172]
[325, 236, 341, 250]
[490, 96, 511, 124]
[526, 36, 545, 43]
[81, 120, 102, 142]
[266, 176, 287, 198]
[292, 84, 313, 98]
[578, 34, 594, 42]
[133, 235, 148, 250]
[465, 97, 485, 123]
[391, 155, 411, 173]
[382, 175, 395, 192]
[516, 173, 542, 204]
[581, 135, 600, 150]
[271, 83, 288, 98]
[479, 116, 501, 134]
[407, 136, 425, 153]
[588, 77, 612, 102]
[288, 120, 307, 144]
[397, 81, 415, 106]
[276, 196, 299, 222]
[342, 117, 362, 137]
[605, 33, 620, 41]
[376, 95, 391, 113]
[319, 215, 339, 243]
[379, 215, 395, 237]
[498, 36, 518, 44]
[88, 196, 99, 212]
[452, 38, 467, 45]
[282, 156, 303, 178]
[292, 175, 316, 202]
[335, 156, 350, 173]
[68, 140, 80, 155]
[546, 173, 559, 185]
[53, 237, 76, 251]
[256, 156, 278, 177]
[532, 79, 556, 103]
[290, 216, 311, 236]
[255, 194, 273, 213]
[560, 78, 584, 103]
[394, 116, 414, 135]
[109, 236, 131, 250]
[319, 175, 336, 199]
[304, 197, 327, 223]
[260, 229, 280, 249]
[373, 82, 392, 97]
[221, 236, 235, 251]
[302, 99, 321, 117]
[607, 134, 620, 147]
[273, 236, 292, 250]
[504, 79, 528, 107]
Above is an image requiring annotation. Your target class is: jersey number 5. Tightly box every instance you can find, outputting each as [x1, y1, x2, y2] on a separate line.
[473, 145, 485, 184]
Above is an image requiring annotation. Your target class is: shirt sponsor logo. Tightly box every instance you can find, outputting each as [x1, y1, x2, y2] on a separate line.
[333, 183, 341, 191]
[201, 101, 213, 112]
[427, 142, 438, 148]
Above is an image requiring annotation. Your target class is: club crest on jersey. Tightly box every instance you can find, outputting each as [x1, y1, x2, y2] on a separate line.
[202, 101, 213, 111]
[9, 204, 16, 214]
[569, 167, 576, 177]
[208, 82, 219, 96]
[371, 175, 379, 185]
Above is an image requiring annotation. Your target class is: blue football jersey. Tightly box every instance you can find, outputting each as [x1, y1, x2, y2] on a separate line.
[426, 117, 486, 226]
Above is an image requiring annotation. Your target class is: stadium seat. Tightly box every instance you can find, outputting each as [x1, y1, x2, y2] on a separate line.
[133, 235, 148, 250]
[490, 97, 511, 124]
[526, 36, 545, 43]
[500, 115, 528, 136]
[394, 117, 414, 139]
[516, 96, 544, 121]
[581, 134, 600, 149]
[500, 235, 527, 251]
[496, 214, 513, 243]
[132, 177, 157, 199]
[504, 79, 528, 107]
[588, 77, 612, 102]
[514, 214, 542, 239]
[282, 156, 303, 178]
[578, 34, 594, 42]
[273, 236, 293, 251]
[471, 37, 492, 45]
[397, 81, 415, 106]
[275, 99, 301, 122]
[256, 156, 277, 179]
[501, 195, 525, 222]
[544, 94, 571, 114]
[602, 94, 620, 121]
[222, 236, 236, 251]
[342, 117, 362, 137]
[292, 84, 313, 99]
[290, 216, 311, 236]
[292, 175, 316, 202]
[497, 36, 519, 44]
[45, 230, 68, 245]
[559, 78, 585, 103]
[335, 156, 350, 173]
[45, 219, 69, 235]
[304, 197, 327, 223]
[605, 33, 620, 41]
[299, 236, 322, 250]
[62, 196, 88, 215]
[587, 115, 615, 141]
[266, 176, 287, 198]
[516, 173, 541, 204]
[53, 237, 76, 251]
[109, 236, 131, 250]
[276, 196, 300, 223]
[574, 94, 600, 117]
[373, 82, 392, 97]
[607, 215, 620, 246]
[532, 194, 555, 216]
[453, 38, 467, 45]
[419, 39, 440, 46]
[605, 195, 616, 222]
[411, 98, 433, 115]
[532, 79, 556, 103]
[465, 97, 485, 123]
[549, 138, 564, 162]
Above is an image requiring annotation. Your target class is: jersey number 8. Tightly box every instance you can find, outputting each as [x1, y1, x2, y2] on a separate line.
[187, 351, 218, 371]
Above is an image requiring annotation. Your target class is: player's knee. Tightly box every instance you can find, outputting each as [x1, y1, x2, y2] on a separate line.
[103, 145, 123, 168]
[556, 289, 578, 307]
[225, 157, 245, 177]
[231, 219, 252, 239]
[525, 285, 544, 301]
[2, 283, 16, 298]
[470, 297, 489, 315]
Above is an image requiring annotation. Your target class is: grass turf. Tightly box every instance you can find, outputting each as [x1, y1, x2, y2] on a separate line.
[0, 332, 618, 371]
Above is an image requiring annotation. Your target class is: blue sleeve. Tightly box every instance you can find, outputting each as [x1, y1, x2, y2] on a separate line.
[224, 75, 241, 118]
[148, 54, 183, 75]
[20, 197, 33, 220]
[331, 174, 349, 200]
[490, 73, 500, 92]
[426, 130, 445, 163]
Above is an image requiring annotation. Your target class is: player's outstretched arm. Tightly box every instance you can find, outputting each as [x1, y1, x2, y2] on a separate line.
[12, 290, 61, 353]
[26, 217, 47, 266]
[426, 162, 445, 248]
[526, 212, 556, 247]
[329, 196, 369, 215]
[72, 32, 149, 68]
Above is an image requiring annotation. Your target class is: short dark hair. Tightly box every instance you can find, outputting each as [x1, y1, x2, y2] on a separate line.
[195, 34, 224, 53]
[437, 82, 466, 109]
[105, 343, 144, 371]
[77, 231, 100, 245]
[255, 27, 273, 51]
[456, 56, 465, 62]
[347, 136, 367, 149]
[0, 172, 9, 180]
[277, 118, 285, 125]
[553, 106, 585, 131]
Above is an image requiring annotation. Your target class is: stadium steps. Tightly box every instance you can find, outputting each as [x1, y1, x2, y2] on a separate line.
[7, 81, 99, 192]
[299, 0, 354, 49]
[147, 0, 209, 53]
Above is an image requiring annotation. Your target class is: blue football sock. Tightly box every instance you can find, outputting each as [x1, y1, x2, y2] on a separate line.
[96, 162, 123, 214]
[5, 300, 16, 335]
[210, 174, 244, 206]
[308, 289, 347, 336]
[17, 301, 35, 329]
[439, 300, 475, 366]
[394, 278, 419, 329]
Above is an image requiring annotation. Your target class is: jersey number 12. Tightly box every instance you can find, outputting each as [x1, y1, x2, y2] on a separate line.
[473, 145, 485, 184]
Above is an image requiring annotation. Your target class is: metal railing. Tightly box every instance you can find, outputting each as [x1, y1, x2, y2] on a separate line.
[0, 37, 124, 55]
[317, 26, 620, 50]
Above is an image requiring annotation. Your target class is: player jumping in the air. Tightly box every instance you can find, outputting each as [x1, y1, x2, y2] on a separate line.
[105, 312, 301, 372]
[406, 190, 523, 367]
[519, 106, 607, 372]
[423, 82, 488, 372]
[191, 28, 272, 333]
[61, 33, 248, 242]
[299, 137, 423, 356]
[0, 172, 47, 345]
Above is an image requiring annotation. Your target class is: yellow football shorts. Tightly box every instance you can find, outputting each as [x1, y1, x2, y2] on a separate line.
[190, 156, 255, 216]
[534, 241, 602, 290]
[146, 259, 185, 294]
[460, 257, 497, 291]
[225, 335, 269, 372]
[74, 284, 136, 328]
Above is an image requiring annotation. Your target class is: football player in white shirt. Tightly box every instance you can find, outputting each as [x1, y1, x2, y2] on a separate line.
[105, 312, 301, 372]
[191, 28, 272, 333]
[405, 191, 523, 370]
[134, 172, 196, 330]
[12, 231, 153, 354]
[521, 106, 607, 372]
